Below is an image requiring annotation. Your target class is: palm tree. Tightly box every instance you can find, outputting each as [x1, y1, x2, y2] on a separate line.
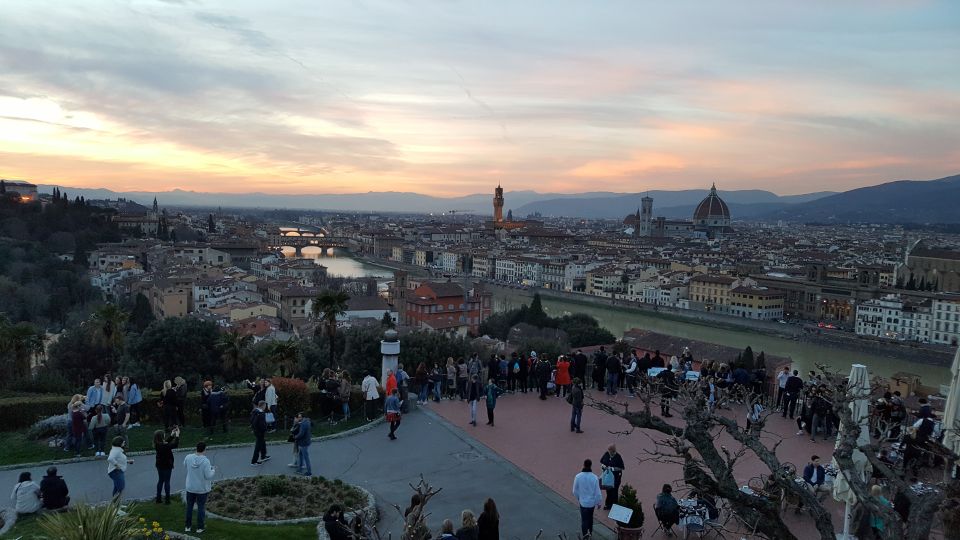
[268, 339, 301, 377]
[90, 304, 129, 361]
[311, 289, 350, 369]
[217, 330, 253, 377]
[0, 318, 45, 379]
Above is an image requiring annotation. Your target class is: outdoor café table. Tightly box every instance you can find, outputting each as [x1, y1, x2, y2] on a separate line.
[678, 498, 708, 528]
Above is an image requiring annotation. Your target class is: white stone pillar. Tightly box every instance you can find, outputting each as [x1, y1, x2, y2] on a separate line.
[380, 329, 400, 387]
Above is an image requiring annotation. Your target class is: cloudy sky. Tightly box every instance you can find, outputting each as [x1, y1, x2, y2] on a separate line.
[1, 1, 958, 197]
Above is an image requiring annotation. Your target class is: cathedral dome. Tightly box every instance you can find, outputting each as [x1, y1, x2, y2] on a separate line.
[693, 183, 730, 221]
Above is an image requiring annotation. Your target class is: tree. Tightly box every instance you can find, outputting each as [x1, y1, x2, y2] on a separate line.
[0, 180, 5, 193]
[0, 316, 44, 379]
[90, 304, 129, 363]
[740, 345, 755, 370]
[526, 293, 549, 327]
[46, 324, 114, 387]
[122, 317, 222, 388]
[266, 339, 301, 377]
[312, 289, 350, 369]
[216, 330, 254, 378]
[381, 311, 395, 328]
[207, 213, 215, 233]
[129, 293, 155, 333]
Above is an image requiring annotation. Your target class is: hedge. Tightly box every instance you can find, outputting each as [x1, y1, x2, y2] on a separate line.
[0, 387, 369, 432]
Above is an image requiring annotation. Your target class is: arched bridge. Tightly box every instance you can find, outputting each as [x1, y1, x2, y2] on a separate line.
[266, 228, 352, 255]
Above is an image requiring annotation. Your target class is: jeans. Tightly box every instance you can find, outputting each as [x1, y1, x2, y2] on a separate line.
[156, 467, 172, 499]
[185, 492, 208, 530]
[93, 427, 108, 454]
[251, 433, 267, 463]
[811, 414, 832, 440]
[433, 383, 442, 402]
[109, 469, 125, 497]
[776, 387, 786, 409]
[342, 402, 350, 420]
[268, 405, 277, 428]
[626, 375, 637, 395]
[580, 506, 595, 536]
[571, 406, 583, 431]
[486, 406, 495, 425]
[297, 444, 312, 475]
[606, 373, 618, 395]
[783, 393, 798, 418]
[418, 385, 429, 403]
[470, 400, 479, 423]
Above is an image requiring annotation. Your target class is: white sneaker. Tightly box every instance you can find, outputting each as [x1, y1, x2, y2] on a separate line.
[185, 527, 191, 532]
[196, 529, 205, 533]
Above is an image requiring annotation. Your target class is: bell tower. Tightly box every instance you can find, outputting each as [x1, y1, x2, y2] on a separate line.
[493, 184, 504, 223]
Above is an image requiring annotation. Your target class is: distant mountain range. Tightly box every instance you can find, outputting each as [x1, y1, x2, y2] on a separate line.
[759, 174, 960, 223]
[32, 172, 960, 223]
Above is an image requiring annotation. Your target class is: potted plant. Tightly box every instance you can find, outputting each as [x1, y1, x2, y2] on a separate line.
[616, 484, 644, 540]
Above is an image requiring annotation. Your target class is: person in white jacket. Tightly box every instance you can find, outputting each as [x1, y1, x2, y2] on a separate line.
[361, 370, 380, 421]
[625, 354, 638, 397]
[184, 442, 217, 533]
[264, 379, 278, 431]
[106, 437, 133, 498]
[572, 459, 603, 538]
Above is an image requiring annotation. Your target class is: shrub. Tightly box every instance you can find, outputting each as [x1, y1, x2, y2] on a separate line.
[271, 377, 310, 417]
[618, 484, 644, 528]
[26, 413, 69, 440]
[38, 499, 140, 540]
[6, 368, 73, 395]
[257, 476, 289, 497]
[0, 395, 71, 430]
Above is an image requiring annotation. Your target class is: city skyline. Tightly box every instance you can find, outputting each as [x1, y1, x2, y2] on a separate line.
[1, 1, 959, 197]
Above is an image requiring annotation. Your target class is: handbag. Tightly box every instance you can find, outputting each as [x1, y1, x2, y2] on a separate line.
[265, 412, 275, 424]
[601, 468, 615, 489]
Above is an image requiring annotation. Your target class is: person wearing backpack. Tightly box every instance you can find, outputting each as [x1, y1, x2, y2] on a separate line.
[593, 347, 607, 391]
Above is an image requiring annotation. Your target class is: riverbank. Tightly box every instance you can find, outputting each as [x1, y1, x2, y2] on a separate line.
[485, 283, 953, 367]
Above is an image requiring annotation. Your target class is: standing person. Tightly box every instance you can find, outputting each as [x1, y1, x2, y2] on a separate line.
[101, 376, 116, 407]
[385, 369, 398, 399]
[112, 395, 131, 446]
[339, 372, 353, 420]
[361, 370, 380, 421]
[782, 370, 804, 419]
[485, 379, 504, 426]
[162, 380, 178, 430]
[657, 366, 678, 417]
[200, 381, 214, 433]
[174, 376, 188, 427]
[775, 366, 790, 411]
[207, 385, 230, 435]
[517, 352, 529, 394]
[456, 510, 479, 540]
[245, 378, 266, 406]
[569, 378, 585, 433]
[430, 363, 443, 402]
[85, 378, 103, 413]
[638, 352, 652, 390]
[264, 379, 278, 432]
[89, 404, 112, 457]
[625, 352, 638, 397]
[555, 356, 572, 398]
[605, 353, 620, 396]
[507, 353, 519, 392]
[600, 445, 625, 510]
[478, 498, 500, 540]
[106, 437, 133, 498]
[184, 442, 216, 534]
[396, 364, 410, 409]
[415, 362, 430, 405]
[457, 358, 469, 400]
[69, 402, 86, 458]
[125, 377, 143, 427]
[385, 389, 402, 440]
[288, 414, 302, 469]
[40, 467, 70, 510]
[293, 412, 313, 476]
[573, 350, 588, 383]
[535, 354, 552, 400]
[250, 400, 270, 465]
[593, 347, 607, 391]
[154, 427, 180, 504]
[467, 375, 484, 426]
[868, 485, 892, 539]
[10, 472, 42, 516]
[446, 358, 457, 399]
[651, 350, 664, 368]
[572, 459, 603, 538]
[810, 387, 832, 441]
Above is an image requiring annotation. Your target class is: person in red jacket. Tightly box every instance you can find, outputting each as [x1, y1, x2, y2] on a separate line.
[555, 356, 572, 398]
[384, 370, 398, 398]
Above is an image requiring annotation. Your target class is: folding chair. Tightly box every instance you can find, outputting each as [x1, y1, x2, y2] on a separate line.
[653, 508, 678, 537]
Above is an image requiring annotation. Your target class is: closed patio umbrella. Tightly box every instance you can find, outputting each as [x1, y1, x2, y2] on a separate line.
[942, 347, 960, 456]
[832, 363, 872, 540]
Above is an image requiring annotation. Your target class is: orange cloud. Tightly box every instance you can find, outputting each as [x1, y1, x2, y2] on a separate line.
[568, 152, 686, 178]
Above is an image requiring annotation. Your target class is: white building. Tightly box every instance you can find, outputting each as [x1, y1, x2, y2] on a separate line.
[495, 258, 517, 282]
[932, 297, 960, 346]
[855, 294, 932, 343]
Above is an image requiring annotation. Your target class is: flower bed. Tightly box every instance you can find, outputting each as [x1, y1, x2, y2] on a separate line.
[208, 475, 366, 522]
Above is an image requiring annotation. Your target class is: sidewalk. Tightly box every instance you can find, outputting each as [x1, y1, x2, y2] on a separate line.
[0, 411, 604, 539]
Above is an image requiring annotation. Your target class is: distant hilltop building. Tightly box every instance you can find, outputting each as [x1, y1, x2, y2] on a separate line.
[624, 183, 733, 240]
[898, 239, 960, 292]
[0, 179, 38, 202]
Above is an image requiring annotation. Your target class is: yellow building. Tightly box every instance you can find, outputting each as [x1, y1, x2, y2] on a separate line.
[729, 286, 785, 320]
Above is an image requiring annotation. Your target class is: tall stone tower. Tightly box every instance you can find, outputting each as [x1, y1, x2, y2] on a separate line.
[639, 196, 653, 236]
[493, 184, 504, 223]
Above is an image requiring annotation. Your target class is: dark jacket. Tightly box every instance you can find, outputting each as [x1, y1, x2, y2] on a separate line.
[600, 451, 625, 473]
[163, 388, 178, 410]
[477, 512, 499, 540]
[803, 463, 826, 486]
[593, 351, 607, 375]
[456, 525, 479, 540]
[605, 355, 621, 373]
[657, 369, 678, 398]
[40, 474, 69, 509]
[638, 354, 652, 373]
[570, 385, 584, 408]
[467, 381, 484, 402]
[535, 359, 552, 382]
[324, 514, 353, 540]
[294, 418, 312, 446]
[250, 408, 267, 435]
[155, 436, 180, 470]
[784, 375, 804, 394]
[573, 353, 588, 380]
[650, 354, 664, 368]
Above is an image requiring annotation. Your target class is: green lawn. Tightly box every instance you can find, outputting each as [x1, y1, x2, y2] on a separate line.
[0, 415, 367, 466]
[3, 500, 318, 539]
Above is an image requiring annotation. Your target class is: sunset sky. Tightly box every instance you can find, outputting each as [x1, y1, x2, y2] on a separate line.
[1, 1, 958, 197]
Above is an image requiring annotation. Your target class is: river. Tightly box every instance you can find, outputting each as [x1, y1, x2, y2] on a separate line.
[492, 291, 951, 385]
[279, 247, 394, 279]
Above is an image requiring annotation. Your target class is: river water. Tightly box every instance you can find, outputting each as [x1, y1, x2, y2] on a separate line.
[492, 291, 951, 384]
[279, 247, 393, 279]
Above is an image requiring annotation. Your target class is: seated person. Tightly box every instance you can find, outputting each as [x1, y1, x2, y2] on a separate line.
[438, 519, 457, 540]
[39, 467, 69, 510]
[654, 484, 680, 526]
[688, 489, 719, 521]
[323, 504, 353, 540]
[10, 471, 42, 515]
[802, 455, 830, 499]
